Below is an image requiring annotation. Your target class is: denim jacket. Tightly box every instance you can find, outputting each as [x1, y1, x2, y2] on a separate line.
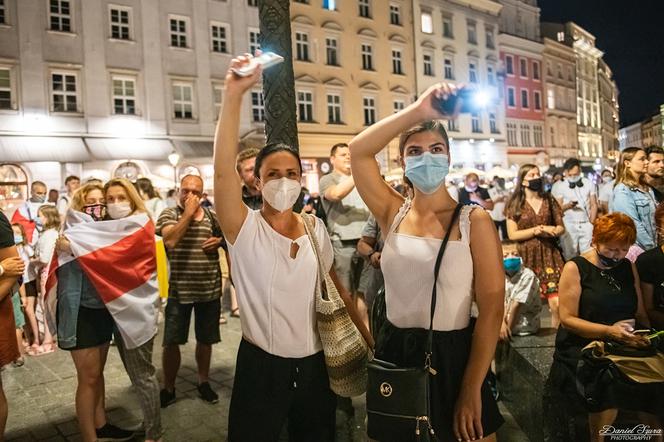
[609, 183, 657, 250]
[56, 260, 105, 349]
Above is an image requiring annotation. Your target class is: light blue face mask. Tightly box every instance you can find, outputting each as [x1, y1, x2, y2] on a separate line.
[404, 152, 450, 195]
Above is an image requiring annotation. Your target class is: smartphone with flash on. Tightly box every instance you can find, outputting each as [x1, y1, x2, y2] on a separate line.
[231, 52, 284, 77]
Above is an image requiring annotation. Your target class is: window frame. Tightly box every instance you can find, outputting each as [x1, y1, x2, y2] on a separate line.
[0, 66, 18, 111]
[111, 74, 138, 116]
[534, 90, 542, 111]
[48, 0, 73, 33]
[326, 91, 343, 124]
[361, 42, 374, 71]
[325, 36, 340, 66]
[168, 15, 191, 49]
[210, 21, 231, 54]
[466, 19, 477, 45]
[507, 86, 516, 108]
[389, 3, 401, 26]
[532, 60, 540, 81]
[423, 52, 434, 77]
[250, 89, 265, 123]
[108, 4, 132, 41]
[362, 95, 377, 126]
[297, 88, 315, 122]
[295, 31, 311, 62]
[471, 111, 481, 133]
[485, 26, 495, 49]
[421, 10, 433, 34]
[443, 55, 454, 80]
[358, 0, 371, 19]
[171, 80, 195, 120]
[0, 0, 7, 26]
[519, 58, 528, 78]
[468, 60, 478, 84]
[248, 28, 261, 55]
[212, 82, 224, 119]
[391, 48, 404, 75]
[50, 69, 80, 114]
[442, 13, 454, 38]
[520, 88, 529, 109]
[505, 55, 514, 76]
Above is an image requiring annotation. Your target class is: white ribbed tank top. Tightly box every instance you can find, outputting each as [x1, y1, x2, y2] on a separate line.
[381, 201, 476, 331]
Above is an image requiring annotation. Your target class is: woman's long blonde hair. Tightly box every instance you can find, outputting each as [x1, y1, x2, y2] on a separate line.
[615, 147, 646, 188]
[104, 178, 148, 216]
[70, 183, 105, 212]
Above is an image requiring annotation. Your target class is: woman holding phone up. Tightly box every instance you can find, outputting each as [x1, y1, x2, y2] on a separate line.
[350, 83, 504, 441]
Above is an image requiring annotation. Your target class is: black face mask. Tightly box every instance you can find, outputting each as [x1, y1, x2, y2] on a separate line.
[596, 249, 621, 268]
[526, 177, 543, 192]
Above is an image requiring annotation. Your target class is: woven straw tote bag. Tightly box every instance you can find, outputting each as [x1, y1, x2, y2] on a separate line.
[302, 214, 368, 397]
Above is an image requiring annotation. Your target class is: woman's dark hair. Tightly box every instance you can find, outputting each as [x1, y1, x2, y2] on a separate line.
[506, 163, 548, 220]
[398, 120, 450, 158]
[135, 177, 160, 200]
[254, 143, 303, 179]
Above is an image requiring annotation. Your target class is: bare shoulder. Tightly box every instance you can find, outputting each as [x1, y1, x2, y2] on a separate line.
[468, 206, 492, 223]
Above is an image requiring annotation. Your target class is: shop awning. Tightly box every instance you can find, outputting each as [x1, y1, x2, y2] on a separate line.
[171, 140, 213, 159]
[84, 138, 174, 161]
[0, 136, 91, 162]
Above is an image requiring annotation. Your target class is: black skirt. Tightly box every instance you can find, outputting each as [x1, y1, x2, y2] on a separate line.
[374, 320, 504, 442]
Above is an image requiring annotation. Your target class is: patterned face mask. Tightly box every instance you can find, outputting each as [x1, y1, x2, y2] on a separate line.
[83, 203, 106, 221]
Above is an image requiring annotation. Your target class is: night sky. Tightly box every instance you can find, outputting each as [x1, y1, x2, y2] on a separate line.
[539, 0, 664, 127]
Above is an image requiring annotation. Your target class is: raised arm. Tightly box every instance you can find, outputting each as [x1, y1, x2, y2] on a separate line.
[213, 56, 263, 244]
[349, 83, 460, 232]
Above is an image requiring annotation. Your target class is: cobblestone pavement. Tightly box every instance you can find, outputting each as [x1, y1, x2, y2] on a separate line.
[2, 316, 528, 441]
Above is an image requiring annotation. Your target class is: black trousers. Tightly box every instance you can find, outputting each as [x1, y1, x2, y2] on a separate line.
[228, 339, 336, 442]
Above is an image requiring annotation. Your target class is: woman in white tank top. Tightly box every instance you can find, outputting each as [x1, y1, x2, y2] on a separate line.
[213, 55, 370, 442]
[349, 83, 505, 442]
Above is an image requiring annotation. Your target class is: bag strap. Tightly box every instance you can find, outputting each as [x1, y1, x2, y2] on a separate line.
[426, 204, 463, 364]
[302, 214, 327, 293]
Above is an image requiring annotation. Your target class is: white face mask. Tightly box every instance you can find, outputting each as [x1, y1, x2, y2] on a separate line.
[107, 202, 133, 219]
[261, 177, 302, 212]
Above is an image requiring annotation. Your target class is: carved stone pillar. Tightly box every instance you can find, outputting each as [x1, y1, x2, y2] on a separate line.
[258, 0, 299, 151]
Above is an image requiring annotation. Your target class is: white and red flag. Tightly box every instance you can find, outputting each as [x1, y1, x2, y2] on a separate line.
[44, 211, 159, 349]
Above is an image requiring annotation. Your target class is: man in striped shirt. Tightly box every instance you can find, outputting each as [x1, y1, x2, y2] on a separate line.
[156, 175, 224, 407]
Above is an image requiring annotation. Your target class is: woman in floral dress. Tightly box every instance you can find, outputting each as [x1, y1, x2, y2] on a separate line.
[506, 164, 565, 328]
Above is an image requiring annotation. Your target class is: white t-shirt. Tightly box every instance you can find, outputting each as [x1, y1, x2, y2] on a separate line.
[551, 177, 595, 223]
[36, 228, 59, 267]
[228, 210, 333, 358]
[598, 180, 614, 204]
[488, 187, 508, 222]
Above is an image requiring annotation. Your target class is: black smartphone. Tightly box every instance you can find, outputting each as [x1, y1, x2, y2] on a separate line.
[434, 87, 478, 115]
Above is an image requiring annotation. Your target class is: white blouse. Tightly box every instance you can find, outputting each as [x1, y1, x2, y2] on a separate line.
[227, 210, 333, 358]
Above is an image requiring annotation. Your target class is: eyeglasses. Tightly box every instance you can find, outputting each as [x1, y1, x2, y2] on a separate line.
[600, 271, 622, 292]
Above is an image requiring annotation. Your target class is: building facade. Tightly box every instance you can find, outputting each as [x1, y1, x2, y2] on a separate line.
[290, 0, 416, 190]
[598, 58, 619, 160]
[641, 113, 663, 148]
[413, 0, 506, 170]
[541, 32, 577, 166]
[618, 121, 643, 150]
[497, 0, 545, 166]
[0, 0, 263, 214]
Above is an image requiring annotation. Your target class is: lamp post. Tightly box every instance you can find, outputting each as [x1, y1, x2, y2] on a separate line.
[168, 152, 180, 189]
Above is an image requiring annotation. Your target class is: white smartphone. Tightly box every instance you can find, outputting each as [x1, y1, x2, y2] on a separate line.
[231, 52, 284, 77]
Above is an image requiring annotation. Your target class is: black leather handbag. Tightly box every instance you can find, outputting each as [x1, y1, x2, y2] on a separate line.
[366, 204, 462, 441]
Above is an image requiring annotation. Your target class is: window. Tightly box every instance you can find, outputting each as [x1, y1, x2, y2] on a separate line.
[213, 84, 223, 118]
[169, 16, 188, 48]
[443, 14, 453, 38]
[520, 124, 531, 147]
[0, 68, 11, 110]
[421, 11, 432, 34]
[547, 87, 555, 109]
[507, 87, 516, 107]
[210, 23, 230, 53]
[550, 126, 555, 146]
[49, 0, 71, 32]
[393, 100, 405, 113]
[534, 91, 541, 110]
[327, 93, 342, 123]
[325, 37, 339, 66]
[251, 90, 265, 122]
[363, 96, 376, 125]
[489, 112, 498, 133]
[557, 63, 563, 79]
[507, 123, 517, 145]
[0, 0, 5, 25]
[532, 61, 540, 80]
[295, 32, 310, 61]
[172, 82, 194, 119]
[448, 119, 459, 132]
[0, 164, 28, 215]
[471, 111, 481, 133]
[469, 61, 478, 83]
[109, 6, 131, 40]
[444, 57, 454, 80]
[392, 49, 403, 75]
[533, 126, 543, 147]
[297, 90, 314, 122]
[51, 72, 78, 112]
[521, 89, 529, 108]
[389, 4, 401, 25]
[519, 58, 527, 78]
[487, 65, 495, 85]
[423, 54, 433, 76]
[467, 20, 477, 44]
[361, 43, 373, 70]
[505, 55, 514, 75]
[249, 29, 260, 54]
[323, 0, 336, 10]
[485, 27, 495, 49]
[248, 0, 258, 6]
[567, 66, 574, 81]
[359, 0, 371, 18]
[112, 76, 136, 115]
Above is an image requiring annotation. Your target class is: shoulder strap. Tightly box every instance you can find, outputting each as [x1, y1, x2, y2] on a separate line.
[426, 204, 463, 359]
[302, 214, 327, 296]
[387, 198, 411, 235]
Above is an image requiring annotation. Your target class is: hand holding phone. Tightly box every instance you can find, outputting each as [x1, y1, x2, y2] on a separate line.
[231, 52, 284, 77]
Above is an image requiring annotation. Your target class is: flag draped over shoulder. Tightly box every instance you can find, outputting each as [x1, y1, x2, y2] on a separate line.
[45, 211, 159, 349]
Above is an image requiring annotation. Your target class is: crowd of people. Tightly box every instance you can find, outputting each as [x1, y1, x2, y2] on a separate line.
[0, 55, 663, 442]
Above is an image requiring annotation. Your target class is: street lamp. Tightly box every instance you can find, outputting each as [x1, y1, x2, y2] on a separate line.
[168, 152, 180, 189]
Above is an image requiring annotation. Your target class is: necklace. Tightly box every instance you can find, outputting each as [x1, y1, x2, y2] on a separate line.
[599, 269, 621, 292]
